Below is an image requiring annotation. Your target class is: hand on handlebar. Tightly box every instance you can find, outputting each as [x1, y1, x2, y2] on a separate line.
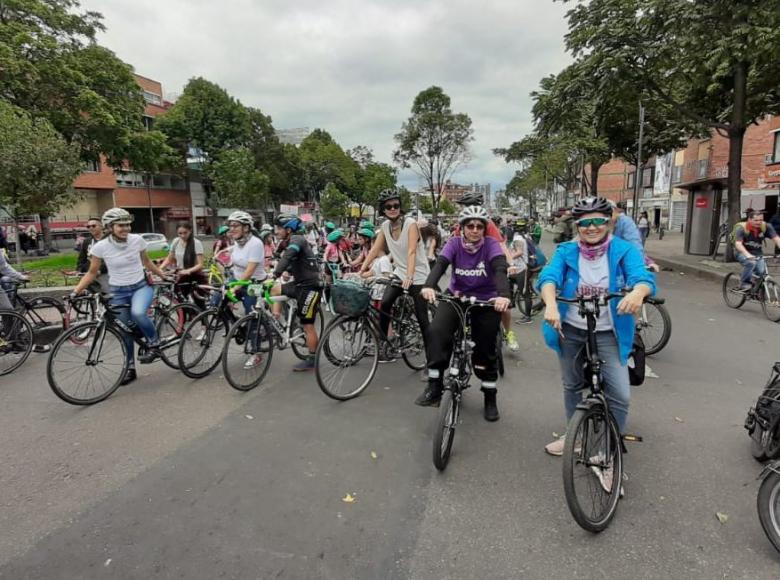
[617, 288, 645, 315]
[402, 276, 413, 290]
[421, 287, 436, 303]
[492, 297, 511, 312]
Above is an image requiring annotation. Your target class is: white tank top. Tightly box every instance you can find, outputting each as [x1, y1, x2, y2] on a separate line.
[381, 217, 430, 284]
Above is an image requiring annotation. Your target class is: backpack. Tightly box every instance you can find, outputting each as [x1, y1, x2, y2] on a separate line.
[522, 234, 547, 269]
[628, 332, 646, 386]
[730, 221, 766, 244]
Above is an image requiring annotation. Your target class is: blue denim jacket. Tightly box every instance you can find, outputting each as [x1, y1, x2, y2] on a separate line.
[614, 214, 644, 254]
[535, 237, 656, 364]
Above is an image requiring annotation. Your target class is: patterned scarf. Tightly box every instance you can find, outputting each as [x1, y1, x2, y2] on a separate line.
[461, 235, 485, 255]
[578, 234, 612, 261]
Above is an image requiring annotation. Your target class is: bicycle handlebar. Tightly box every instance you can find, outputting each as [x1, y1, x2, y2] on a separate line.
[434, 292, 498, 308]
[556, 289, 664, 306]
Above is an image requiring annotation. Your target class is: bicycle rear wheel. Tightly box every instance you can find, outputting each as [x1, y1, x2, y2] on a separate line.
[761, 279, 780, 323]
[178, 309, 229, 379]
[638, 302, 672, 355]
[222, 313, 274, 391]
[757, 469, 780, 553]
[562, 403, 623, 533]
[0, 311, 34, 376]
[157, 303, 201, 369]
[24, 296, 66, 342]
[315, 315, 379, 400]
[290, 304, 325, 360]
[432, 389, 459, 471]
[47, 322, 127, 405]
[723, 272, 747, 309]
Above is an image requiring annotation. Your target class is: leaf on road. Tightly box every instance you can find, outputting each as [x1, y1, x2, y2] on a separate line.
[674, 417, 684, 423]
[735, 380, 743, 386]
[646, 365, 659, 379]
[342, 493, 356, 503]
[104, 559, 112, 567]
[245, 415, 254, 420]
[708, 318, 716, 322]
[370, 451, 378, 460]
[716, 512, 729, 524]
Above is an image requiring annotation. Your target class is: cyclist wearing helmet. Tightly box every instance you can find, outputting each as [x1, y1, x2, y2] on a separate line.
[360, 189, 431, 361]
[324, 229, 350, 279]
[258, 225, 275, 269]
[269, 213, 323, 371]
[453, 193, 520, 352]
[212, 224, 233, 262]
[72, 208, 170, 385]
[537, 197, 655, 487]
[419, 205, 511, 420]
[349, 226, 375, 271]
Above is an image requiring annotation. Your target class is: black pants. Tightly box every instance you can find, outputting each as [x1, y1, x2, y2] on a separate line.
[379, 284, 430, 346]
[425, 301, 501, 384]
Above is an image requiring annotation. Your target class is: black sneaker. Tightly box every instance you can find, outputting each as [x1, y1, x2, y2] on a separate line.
[138, 346, 161, 364]
[121, 368, 137, 386]
[378, 344, 398, 364]
[415, 380, 443, 407]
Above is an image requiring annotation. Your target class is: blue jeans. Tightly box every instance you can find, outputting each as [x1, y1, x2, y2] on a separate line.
[558, 323, 630, 432]
[736, 254, 766, 286]
[109, 280, 157, 366]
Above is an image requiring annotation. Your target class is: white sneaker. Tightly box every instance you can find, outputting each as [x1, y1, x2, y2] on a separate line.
[244, 354, 263, 369]
[545, 436, 565, 456]
[589, 454, 623, 497]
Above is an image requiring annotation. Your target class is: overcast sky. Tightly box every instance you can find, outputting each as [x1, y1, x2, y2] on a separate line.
[82, 0, 572, 192]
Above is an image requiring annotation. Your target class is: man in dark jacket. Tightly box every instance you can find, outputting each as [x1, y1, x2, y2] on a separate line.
[76, 217, 108, 290]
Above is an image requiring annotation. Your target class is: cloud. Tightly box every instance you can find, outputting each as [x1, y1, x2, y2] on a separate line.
[83, 0, 571, 191]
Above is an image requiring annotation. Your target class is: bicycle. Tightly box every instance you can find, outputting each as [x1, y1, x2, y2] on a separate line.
[757, 460, 780, 554]
[745, 362, 780, 461]
[4, 280, 66, 342]
[221, 280, 325, 391]
[314, 276, 429, 401]
[512, 267, 544, 319]
[635, 298, 672, 355]
[47, 291, 197, 405]
[431, 293, 498, 471]
[556, 291, 653, 533]
[0, 309, 34, 375]
[722, 256, 780, 322]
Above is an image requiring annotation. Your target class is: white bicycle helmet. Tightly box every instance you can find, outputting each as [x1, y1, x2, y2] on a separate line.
[458, 205, 489, 225]
[101, 207, 133, 228]
[227, 210, 254, 227]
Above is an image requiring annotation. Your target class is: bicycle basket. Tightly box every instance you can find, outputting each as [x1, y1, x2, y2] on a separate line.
[330, 279, 370, 317]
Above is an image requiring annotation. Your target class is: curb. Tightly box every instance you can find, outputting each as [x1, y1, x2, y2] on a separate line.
[653, 256, 732, 283]
[18, 286, 72, 300]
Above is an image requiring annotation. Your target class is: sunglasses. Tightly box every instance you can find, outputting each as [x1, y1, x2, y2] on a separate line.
[576, 217, 610, 228]
[384, 203, 401, 210]
[464, 222, 485, 231]
[86, 223, 100, 228]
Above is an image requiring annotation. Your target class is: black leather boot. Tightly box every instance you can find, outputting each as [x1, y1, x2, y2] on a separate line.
[482, 387, 499, 422]
[121, 368, 137, 386]
[415, 379, 443, 407]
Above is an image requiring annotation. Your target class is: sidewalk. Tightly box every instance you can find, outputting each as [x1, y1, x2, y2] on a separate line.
[643, 232, 740, 282]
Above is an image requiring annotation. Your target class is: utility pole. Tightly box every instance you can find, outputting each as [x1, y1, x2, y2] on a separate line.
[632, 102, 645, 221]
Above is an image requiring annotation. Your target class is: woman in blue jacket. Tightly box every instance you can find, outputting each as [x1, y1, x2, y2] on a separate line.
[537, 197, 656, 459]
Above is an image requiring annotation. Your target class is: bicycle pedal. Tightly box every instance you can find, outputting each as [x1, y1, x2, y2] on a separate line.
[622, 433, 643, 443]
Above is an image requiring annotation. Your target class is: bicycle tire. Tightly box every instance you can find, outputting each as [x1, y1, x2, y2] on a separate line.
[757, 469, 780, 553]
[222, 313, 274, 391]
[432, 389, 458, 471]
[64, 296, 98, 345]
[47, 321, 127, 405]
[723, 273, 747, 309]
[399, 299, 428, 371]
[178, 309, 229, 379]
[315, 315, 379, 400]
[638, 302, 672, 356]
[157, 303, 201, 370]
[24, 296, 66, 339]
[562, 404, 623, 533]
[752, 424, 770, 461]
[0, 311, 34, 376]
[290, 304, 325, 360]
[761, 279, 780, 323]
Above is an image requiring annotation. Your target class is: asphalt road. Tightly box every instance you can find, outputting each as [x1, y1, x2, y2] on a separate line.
[1, 270, 779, 579]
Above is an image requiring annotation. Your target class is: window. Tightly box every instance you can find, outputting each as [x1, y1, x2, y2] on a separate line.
[83, 159, 100, 172]
[774, 132, 780, 164]
[142, 90, 162, 106]
[642, 167, 654, 187]
[142, 115, 154, 131]
[697, 159, 709, 178]
[115, 171, 145, 188]
[627, 172, 635, 189]
[672, 165, 683, 183]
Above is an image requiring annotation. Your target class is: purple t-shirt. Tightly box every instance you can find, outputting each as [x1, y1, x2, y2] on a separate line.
[440, 236, 504, 300]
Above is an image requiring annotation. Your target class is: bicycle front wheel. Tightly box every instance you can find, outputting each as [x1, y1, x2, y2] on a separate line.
[432, 389, 459, 471]
[0, 311, 34, 376]
[757, 469, 780, 553]
[638, 302, 672, 356]
[290, 304, 325, 360]
[562, 403, 624, 533]
[315, 315, 378, 400]
[178, 309, 229, 379]
[157, 303, 201, 369]
[222, 313, 274, 391]
[723, 272, 746, 309]
[47, 321, 127, 405]
[761, 279, 780, 323]
[398, 299, 429, 371]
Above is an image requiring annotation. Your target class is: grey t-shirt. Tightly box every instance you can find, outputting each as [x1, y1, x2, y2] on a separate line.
[171, 237, 204, 269]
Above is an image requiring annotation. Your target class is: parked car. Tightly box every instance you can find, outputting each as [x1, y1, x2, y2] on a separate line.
[140, 233, 169, 252]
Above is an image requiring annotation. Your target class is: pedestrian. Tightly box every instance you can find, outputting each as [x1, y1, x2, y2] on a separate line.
[26, 224, 38, 254]
[638, 211, 650, 246]
[552, 209, 574, 244]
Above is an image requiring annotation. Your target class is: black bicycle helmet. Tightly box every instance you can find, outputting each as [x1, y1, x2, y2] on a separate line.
[377, 189, 401, 205]
[457, 191, 484, 206]
[571, 197, 613, 218]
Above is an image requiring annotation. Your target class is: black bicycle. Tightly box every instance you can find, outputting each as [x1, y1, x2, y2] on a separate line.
[557, 292, 653, 533]
[636, 297, 672, 356]
[723, 256, 780, 322]
[757, 460, 780, 554]
[431, 293, 498, 471]
[0, 309, 34, 375]
[745, 362, 780, 461]
[4, 280, 66, 343]
[315, 277, 429, 401]
[47, 292, 198, 405]
[512, 267, 544, 319]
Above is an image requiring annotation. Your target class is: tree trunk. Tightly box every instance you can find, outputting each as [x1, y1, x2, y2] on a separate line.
[725, 61, 748, 263]
[40, 214, 52, 253]
[590, 162, 602, 197]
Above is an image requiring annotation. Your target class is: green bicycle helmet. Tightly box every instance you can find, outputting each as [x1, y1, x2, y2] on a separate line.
[324, 221, 336, 232]
[357, 228, 375, 239]
[217, 225, 229, 236]
[326, 229, 344, 243]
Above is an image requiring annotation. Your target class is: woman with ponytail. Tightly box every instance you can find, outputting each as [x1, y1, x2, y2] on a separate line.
[160, 223, 205, 308]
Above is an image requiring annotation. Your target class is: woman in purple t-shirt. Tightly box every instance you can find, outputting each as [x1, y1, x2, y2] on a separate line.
[418, 206, 511, 421]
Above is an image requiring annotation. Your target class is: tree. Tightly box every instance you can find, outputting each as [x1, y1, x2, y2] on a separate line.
[0, 102, 82, 261]
[209, 148, 270, 210]
[560, 0, 780, 259]
[298, 130, 357, 202]
[0, 1, 157, 167]
[319, 183, 350, 220]
[347, 147, 397, 218]
[394, 86, 473, 217]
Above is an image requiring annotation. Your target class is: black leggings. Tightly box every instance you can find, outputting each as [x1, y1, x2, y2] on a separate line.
[379, 284, 430, 346]
[425, 301, 501, 384]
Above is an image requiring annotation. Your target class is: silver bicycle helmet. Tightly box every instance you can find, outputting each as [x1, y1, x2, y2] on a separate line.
[227, 210, 254, 227]
[101, 207, 133, 228]
[458, 205, 490, 225]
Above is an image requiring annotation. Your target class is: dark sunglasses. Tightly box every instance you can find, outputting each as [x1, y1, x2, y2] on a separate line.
[464, 222, 485, 231]
[384, 203, 401, 210]
[86, 223, 100, 228]
[576, 217, 610, 228]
